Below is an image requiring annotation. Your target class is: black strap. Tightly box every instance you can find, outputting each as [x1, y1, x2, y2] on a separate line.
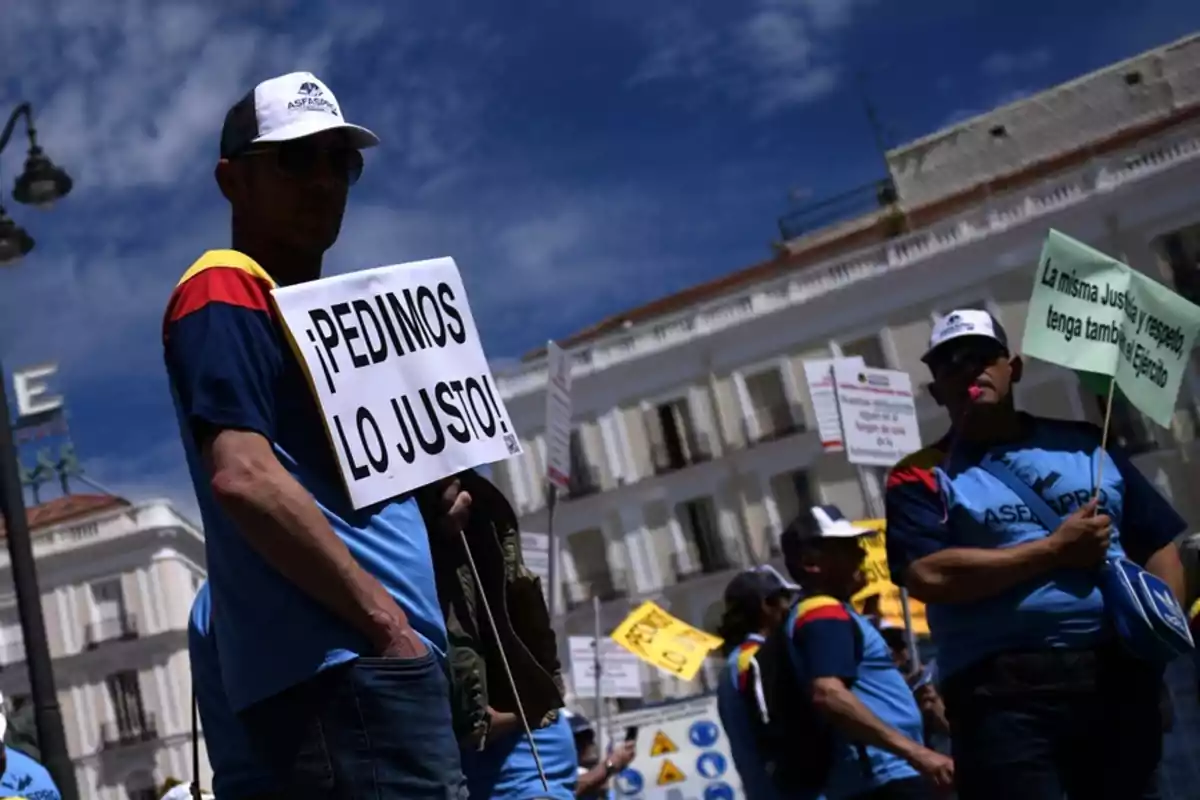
[191, 684, 201, 800]
[978, 455, 1064, 532]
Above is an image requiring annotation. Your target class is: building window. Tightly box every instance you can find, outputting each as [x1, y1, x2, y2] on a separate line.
[840, 334, 889, 368]
[0, 605, 24, 666]
[744, 368, 803, 443]
[565, 528, 623, 608]
[101, 670, 156, 749]
[673, 497, 732, 578]
[646, 398, 711, 474]
[770, 470, 817, 553]
[87, 578, 137, 648]
[565, 430, 601, 499]
[126, 771, 157, 800]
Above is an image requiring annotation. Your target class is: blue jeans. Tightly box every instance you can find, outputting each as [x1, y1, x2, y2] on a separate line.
[240, 652, 466, 799]
[942, 644, 1162, 800]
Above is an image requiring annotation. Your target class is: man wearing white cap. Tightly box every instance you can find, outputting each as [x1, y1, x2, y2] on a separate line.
[885, 308, 1187, 799]
[162, 72, 469, 797]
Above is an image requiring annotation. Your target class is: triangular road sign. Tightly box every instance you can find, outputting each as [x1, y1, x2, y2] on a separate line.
[649, 730, 677, 757]
[656, 759, 685, 786]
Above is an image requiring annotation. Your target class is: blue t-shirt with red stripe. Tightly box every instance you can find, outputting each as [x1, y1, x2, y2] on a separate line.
[163, 250, 447, 712]
[884, 417, 1185, 677]
[716, 634, 791, 800]
[787, 597, 921, 800]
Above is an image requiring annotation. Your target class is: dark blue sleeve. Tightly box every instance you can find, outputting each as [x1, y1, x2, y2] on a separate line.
[165, 296, 282, 442]
[1111, 444, 1185, 564]
[791, 601, 859, 682]
[885, 465, 951, 588]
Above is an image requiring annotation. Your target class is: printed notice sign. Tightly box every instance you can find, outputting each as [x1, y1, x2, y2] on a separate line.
[1023, 230, 1200, 427]
[544, 341, 573, 489]
[831, 364, 922, 468]
[803, 357, 865, 453]
[272, 257, 523, 509]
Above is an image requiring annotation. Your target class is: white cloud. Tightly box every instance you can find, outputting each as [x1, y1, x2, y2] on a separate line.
[981, 47, 1052, 78]
[630, 0, 865, 113]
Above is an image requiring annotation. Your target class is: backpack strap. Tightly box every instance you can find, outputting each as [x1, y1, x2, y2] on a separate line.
[978, 454, 1064, 532]
[845, 604, 873, 780]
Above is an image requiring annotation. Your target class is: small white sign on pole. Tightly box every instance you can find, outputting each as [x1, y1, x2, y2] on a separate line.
[803, 357, 864, 453]
[569, 636, 643, 699]
[544, 341, 573, 490]
[272, 257, 523, 509]
[831, 363, 922, 468]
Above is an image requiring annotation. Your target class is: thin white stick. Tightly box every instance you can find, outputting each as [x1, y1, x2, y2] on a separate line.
[1095, 379, 1116, 499]
[460, 529, 549, 792]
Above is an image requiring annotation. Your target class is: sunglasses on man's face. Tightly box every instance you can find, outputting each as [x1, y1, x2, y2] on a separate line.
[929, 340, 1008, 381]
[237, 141, 364, 185]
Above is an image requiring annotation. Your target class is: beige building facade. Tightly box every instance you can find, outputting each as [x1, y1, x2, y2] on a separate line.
[490, 34, 1200, 709]
[0, 494, 209, 800]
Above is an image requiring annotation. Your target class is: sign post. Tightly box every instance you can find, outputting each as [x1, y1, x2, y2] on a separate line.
[544, 341, 573, 619]
[830, 361, 923, 667]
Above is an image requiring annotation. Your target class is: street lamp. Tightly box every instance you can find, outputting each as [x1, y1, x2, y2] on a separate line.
[0, 101, 79, 800]
[0, 102, 73, 265]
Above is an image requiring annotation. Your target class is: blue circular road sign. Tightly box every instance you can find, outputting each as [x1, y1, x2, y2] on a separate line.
[696, 751, 727, 780]
[689, 719, 720, 748]
[704, 782, 735, 800]
[615, 768, 644, 796]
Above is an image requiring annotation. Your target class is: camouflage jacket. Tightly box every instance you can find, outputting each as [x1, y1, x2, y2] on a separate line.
[419, 470, 565, 747]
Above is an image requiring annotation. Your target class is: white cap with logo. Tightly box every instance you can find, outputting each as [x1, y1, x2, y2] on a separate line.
[220, 71, 379, 159]
[921, 308, 1010, 364]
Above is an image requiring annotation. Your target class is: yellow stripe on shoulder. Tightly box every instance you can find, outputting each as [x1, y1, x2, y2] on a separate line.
[177, 249, 277, 288]
[735, 643, 759, 674]
[795, 595, 841, 617]
[1189, 596, 1200, 622]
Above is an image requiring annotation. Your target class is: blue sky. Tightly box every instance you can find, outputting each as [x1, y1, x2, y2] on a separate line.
[0, 0, 1197, 517]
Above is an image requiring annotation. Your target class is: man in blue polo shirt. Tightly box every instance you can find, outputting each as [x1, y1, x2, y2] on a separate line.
[189, 582, 278, 800]
[885, 309, 1187, 799]
[715, 565, 802, 800]
[164, 71, 468, 797]
[782, 507, 953, 800]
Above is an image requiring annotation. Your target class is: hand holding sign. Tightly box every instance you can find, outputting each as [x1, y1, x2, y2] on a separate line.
[272, 258, 523, 509]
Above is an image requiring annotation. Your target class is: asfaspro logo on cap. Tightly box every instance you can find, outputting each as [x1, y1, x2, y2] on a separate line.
[288, 80, 340, 117]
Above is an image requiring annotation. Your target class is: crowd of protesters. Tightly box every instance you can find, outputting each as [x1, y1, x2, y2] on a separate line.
[714, 308, 1195, 800]
[108, 59, 1194, 800]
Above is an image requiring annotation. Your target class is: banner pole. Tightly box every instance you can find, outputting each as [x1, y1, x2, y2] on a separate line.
[593, 594, 604, 755]
[856, 464, 920, 670]
[1094, 379, 1117, 499]
[546, 483, 560, 619]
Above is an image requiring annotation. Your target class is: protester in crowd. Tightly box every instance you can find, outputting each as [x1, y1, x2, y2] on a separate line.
[189, 581, 280, 800]
[0, 695, 61, 800]
[425, 468, 574, 799]
[873, 622, 950, 744]
[782, 506, 953, 800]
[564, 712, 635, 800]
[163, 71, 469, 797]
[885, 309, 1186, 799]
[715, 565, 802, 800]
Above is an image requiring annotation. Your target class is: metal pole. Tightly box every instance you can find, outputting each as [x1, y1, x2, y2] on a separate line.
[855, 464, 920, 670]
[546, 484, 559, 619]
[592, 594, 602, 746]
[0, 359, 79, 800]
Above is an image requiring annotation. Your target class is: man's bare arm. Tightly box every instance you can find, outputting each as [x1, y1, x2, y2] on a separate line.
[905, 539, 1061, 604]
[204, 428, 422, 656]
[1145, 541, 1187, 604]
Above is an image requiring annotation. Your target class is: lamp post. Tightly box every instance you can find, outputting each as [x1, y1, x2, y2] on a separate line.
[0, 101, 79, 800]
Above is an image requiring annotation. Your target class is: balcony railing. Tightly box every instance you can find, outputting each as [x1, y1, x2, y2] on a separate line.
[85, 613, 139, 650]
[744, 404, 806, 445]
[777, 178, 899, 242]
[99, 711, 158, 750]
[650, 431, 713, 475]
[564, 465, 602, 500]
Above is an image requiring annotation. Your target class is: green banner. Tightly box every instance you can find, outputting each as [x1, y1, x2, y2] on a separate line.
[1022, 229, 1200, 428]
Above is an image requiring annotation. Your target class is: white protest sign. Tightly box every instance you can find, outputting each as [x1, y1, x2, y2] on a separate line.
[832, 363, 921, 468]
[803, 357, 864, 453]
[568, 636, 644, 699]
[544, 341, 573, 489]
[272, 258, 523, 509]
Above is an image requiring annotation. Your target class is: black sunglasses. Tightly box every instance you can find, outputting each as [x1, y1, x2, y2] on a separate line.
[928, 339, 1008, 379]
[236, 141, 364, 185]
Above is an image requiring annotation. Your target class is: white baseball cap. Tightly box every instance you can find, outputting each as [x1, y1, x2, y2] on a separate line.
[219, 71, 379, 159]
[922, 308, 1010, 364]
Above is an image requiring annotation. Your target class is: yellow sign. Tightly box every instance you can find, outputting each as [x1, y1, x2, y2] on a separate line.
[649, 730, 677, 757]
[656, 759, 685, 786]
[611, 601, 723, 681]
[849, 520, 930, 636]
